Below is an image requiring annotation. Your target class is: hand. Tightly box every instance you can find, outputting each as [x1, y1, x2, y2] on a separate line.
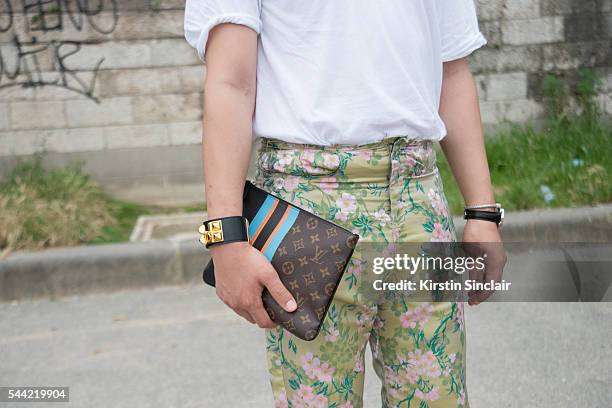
[210, 241, 297, 328]
[462, 219, 507, 306]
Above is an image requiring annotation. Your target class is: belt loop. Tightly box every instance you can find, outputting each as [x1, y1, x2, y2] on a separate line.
[389, 136, 401, 157]
[264, 137, 272, 152]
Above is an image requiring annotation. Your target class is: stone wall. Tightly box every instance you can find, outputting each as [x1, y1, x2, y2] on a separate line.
[0, 0, 610, 204]
[473, 0, 612, 124]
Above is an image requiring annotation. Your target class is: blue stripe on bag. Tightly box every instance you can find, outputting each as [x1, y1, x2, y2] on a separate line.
[248, 194, 277, 238]
[263, 206, 300, 261]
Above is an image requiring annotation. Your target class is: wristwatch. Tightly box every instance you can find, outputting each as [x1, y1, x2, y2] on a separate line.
[198, 216, 250, 248]
[463, 208, 504, 228]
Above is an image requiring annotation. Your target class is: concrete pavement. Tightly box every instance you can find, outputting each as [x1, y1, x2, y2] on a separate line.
[1, 285, 611, 407]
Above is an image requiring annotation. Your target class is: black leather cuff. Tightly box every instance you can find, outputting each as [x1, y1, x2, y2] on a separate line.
[463, 209, 503, 227]
[198, 216, 249, 248]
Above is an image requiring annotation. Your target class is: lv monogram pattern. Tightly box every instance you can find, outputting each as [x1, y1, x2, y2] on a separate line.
[263, 214, 358, 341]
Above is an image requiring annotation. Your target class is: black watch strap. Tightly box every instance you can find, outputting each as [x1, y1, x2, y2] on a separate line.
[463, 209, 503, 227]
[198, 216, 249, 248]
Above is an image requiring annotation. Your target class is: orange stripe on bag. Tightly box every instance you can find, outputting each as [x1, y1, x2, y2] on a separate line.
[249, 199, 279, 244]
[260, 206, 291, 253]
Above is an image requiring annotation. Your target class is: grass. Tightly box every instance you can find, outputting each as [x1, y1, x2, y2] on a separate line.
[438, 115, 611, 215]
[0, 157, 203, 256]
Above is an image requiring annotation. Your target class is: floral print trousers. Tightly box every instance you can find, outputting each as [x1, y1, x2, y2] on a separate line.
[254, 136, 468, 408]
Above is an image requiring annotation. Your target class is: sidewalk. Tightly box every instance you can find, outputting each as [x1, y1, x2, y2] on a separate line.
[1, 285, 610, 407]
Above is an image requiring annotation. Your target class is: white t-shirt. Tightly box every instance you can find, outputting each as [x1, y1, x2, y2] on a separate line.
[184, 0, 486, 146]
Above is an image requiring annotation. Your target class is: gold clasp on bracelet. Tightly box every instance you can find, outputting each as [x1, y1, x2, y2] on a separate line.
[198, 220, 224, 246]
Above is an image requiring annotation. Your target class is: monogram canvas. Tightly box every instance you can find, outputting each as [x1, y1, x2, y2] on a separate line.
[203, 181, 359, 341]
[263, 212, 358, 340]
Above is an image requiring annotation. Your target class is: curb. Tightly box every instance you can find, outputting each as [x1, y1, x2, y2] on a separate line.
[0, 237, 209, 302]
[1, 205, 611, 302]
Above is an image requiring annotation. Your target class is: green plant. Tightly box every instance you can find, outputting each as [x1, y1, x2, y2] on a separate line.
[575, 68, 603, 124]
[0, 156, 117, 256]
[438, 68, 611, 214]
[542, 73, 569, 121]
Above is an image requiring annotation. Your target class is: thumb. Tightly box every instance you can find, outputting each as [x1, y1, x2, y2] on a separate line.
[262, 267, 297, 312]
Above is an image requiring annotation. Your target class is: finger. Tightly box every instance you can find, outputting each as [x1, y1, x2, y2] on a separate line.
[250, 301, 277, 329]
[235, 308, 256, 324]
[474, 254, 506, 304]
[468, 265, 485, 306]
[261, 268, 297, 312]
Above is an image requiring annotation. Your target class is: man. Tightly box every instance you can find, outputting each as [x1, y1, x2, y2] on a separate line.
[185, 1, 505, 406]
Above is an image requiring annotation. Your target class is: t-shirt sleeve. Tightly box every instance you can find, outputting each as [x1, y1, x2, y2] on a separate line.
[184, 0, 262, 62]
[439, 0, 487, 62]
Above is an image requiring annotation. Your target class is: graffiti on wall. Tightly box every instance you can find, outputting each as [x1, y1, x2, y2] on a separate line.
[0, 0, 119, 102]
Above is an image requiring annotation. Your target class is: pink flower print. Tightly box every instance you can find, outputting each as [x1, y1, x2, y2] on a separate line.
[274, 392, 288, 408]
[321, 152, 340, 169]
[356, 304, 375, 327]
[382, 243, 396, 258]
[400, 304, 433, 330]
[373, 315, 384, 330]
[335, 211, 349, 222]
[348, 259, 365, 277]
[408, 349, 442, 379]
[443, 366, 451, 377]
[431, 223, 452, 242]
[340, 400, 354, 408]
[316, 362, 335, 382]
[274, 177, 285, 190]
[449, 353, 457, 364]
[414, 389, 425, 401]
[374, 208, 391, 226]
[291, 384, 315, 408]
[301, 149, 317, 173]
[354, 353, 364, 373]
[300, 353, 335, 383]
[319, 176, 338, 193]
[274, 150, 294, 172]
[284, 175, 300, 192]
[301, 352, 320, 379]
[458, 389, 466, 405]
[390, 159, 401, 180]
[384, 366, 406, 387]
[407, 156, 417, 168]
[357, 149, 373, 162]
[428, 188, 447, 217]
[413, 146, 427, 163]
[404, 367, 419, 385]
[455, 302, 465, 330]
[259, 152, 270, 168]
[415, 386, 440, 402]
[428, 387, 440, 401]
[296, 384, 314, 400]
[335, 193, 357, 221]
[431, 223, 445, 241]
[291, 384, 329, 408]
[391, 226, 401, 241]
[325, 328, 339, 342]
[312, 394, 328, 408]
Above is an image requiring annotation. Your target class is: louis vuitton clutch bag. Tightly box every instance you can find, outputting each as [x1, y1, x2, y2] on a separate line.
[202, 180, 359, 341]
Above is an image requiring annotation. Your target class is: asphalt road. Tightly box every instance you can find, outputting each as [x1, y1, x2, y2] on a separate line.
[1, 285, 611, 407]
